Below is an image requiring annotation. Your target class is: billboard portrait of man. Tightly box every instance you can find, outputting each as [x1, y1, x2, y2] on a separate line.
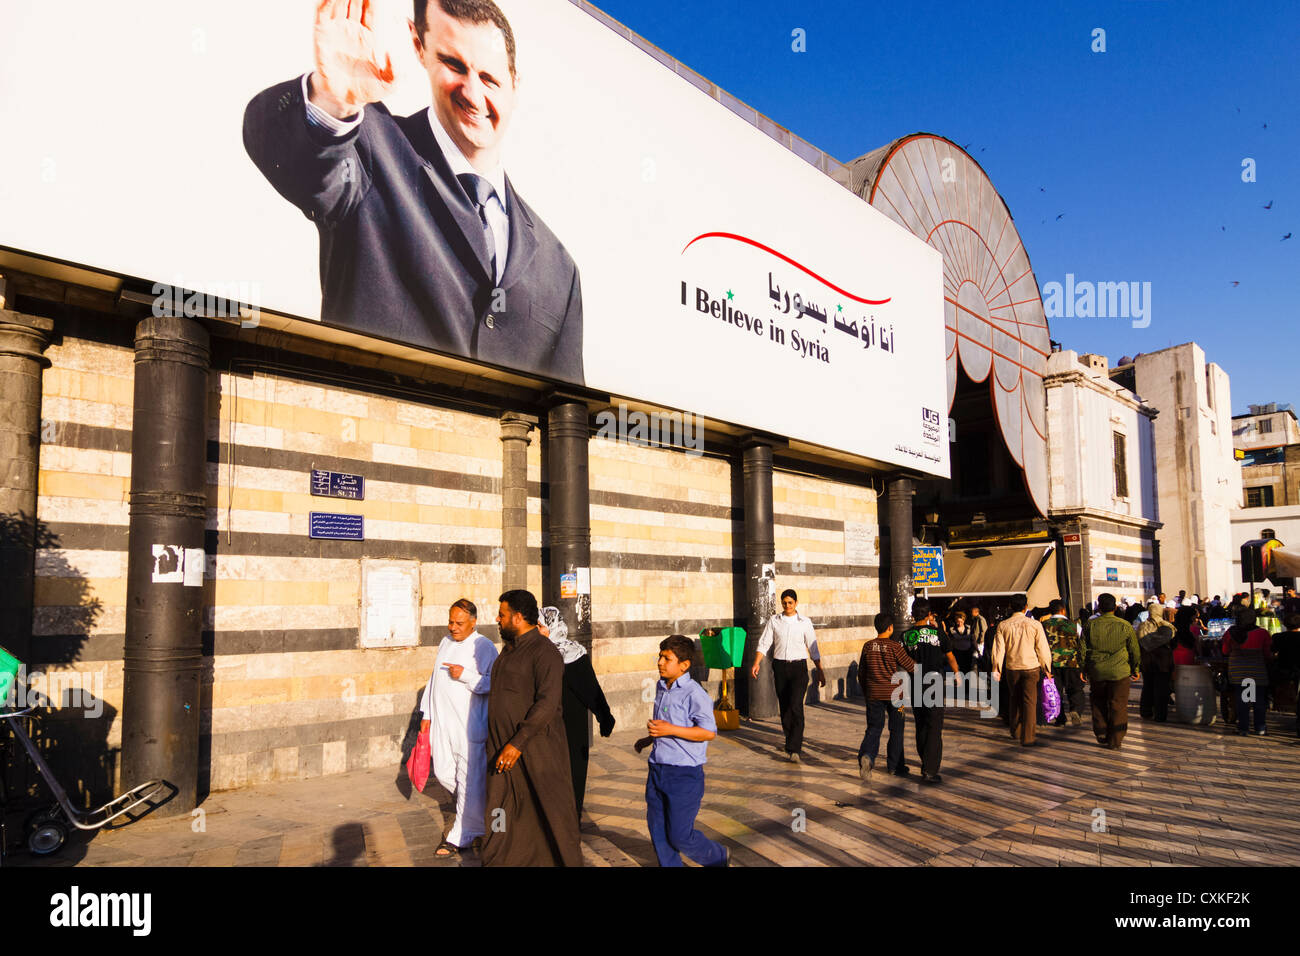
[243, 0, 584, 384]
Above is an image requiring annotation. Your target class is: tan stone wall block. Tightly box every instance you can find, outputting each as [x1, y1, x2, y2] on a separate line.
[33, 575, 125, 609]
[323, 741, 348, 775]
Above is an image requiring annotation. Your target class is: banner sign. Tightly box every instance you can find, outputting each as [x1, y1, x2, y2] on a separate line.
[0, 0, 948, 476]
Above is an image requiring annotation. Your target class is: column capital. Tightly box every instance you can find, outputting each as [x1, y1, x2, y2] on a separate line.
[499, 411, 538, 444]
[0, 309, 54, 368]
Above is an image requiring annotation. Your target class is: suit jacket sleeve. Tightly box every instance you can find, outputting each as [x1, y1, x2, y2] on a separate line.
[550, 264, 584, 385]
[242, 76, 373, 227]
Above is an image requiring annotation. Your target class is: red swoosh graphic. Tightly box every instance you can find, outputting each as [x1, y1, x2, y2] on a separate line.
[681, 231, 892, 305]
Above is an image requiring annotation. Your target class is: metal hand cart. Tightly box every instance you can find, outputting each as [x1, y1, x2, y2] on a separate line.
[0, 705, 169, 860]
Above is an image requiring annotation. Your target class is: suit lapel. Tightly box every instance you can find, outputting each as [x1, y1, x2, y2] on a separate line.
[402, 110, 494, 284]
[500, 176, 538, 291]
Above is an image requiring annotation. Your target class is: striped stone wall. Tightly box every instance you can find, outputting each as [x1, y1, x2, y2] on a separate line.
[588, 435, 738, 726]
[28, 327, 884, 797]
[202, 367, 509, 792]
[1084, 522, 1157, 606]
[32, 332, 134, 805]
[772, 469, 881, 700]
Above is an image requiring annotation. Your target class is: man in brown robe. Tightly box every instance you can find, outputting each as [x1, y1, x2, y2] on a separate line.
[481, 590, 583, 866]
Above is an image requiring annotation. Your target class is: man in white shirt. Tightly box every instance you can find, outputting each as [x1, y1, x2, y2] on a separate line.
[750, 589, 825, 761]
[419, 598, 499, 857]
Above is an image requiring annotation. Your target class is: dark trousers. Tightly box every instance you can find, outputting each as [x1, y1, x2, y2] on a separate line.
[1140, 671, 1172, 722]
[645, 763, 727, 867]
[1006, 668, 1040, 744]
[1054, 667, 1085, 717]
[858, 699, 906, 771]
[1090, 676, 1131, 748]
[913, 704, 944, 776]
[772, 659, 810, 754]
[1235, 683, 1269, 734]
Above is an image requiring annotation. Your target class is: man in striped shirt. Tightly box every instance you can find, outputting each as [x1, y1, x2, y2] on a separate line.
[751, 589, 825, 761]
[856, 612, 915, 783]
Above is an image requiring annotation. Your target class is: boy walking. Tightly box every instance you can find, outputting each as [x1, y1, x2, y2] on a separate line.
[635, 635, 729, 867]
[857, 612, 915, 783]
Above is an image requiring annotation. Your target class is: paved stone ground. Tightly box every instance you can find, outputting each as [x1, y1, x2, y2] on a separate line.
[10, 689, 1300, 867]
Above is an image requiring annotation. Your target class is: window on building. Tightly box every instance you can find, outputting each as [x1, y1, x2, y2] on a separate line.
[1260, 418, 1274, 434]
[1113, 432, 1128, 498]
[1244, 486, 1274, 508]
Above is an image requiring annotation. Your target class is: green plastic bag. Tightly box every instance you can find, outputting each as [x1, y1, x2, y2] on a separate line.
[0, 644, 21, 708]
[698, 627, 746, 670]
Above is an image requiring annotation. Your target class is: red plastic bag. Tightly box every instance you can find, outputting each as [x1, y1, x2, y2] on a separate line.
[406, 729, 430, 792]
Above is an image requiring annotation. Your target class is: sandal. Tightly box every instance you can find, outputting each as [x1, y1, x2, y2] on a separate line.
[435, 840, 460, 858]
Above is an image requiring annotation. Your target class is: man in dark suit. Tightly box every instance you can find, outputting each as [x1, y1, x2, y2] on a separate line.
[243, 0, 584, 385]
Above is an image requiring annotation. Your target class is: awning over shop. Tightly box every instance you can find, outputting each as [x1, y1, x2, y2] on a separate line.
[927, 543, 1057, 600]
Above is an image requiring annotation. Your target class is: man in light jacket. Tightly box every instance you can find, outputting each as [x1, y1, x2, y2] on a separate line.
[991, 593, 1053, 747]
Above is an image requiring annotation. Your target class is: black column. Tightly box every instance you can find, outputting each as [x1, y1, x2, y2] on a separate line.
[742, 439, 777, 719]
[121, 316, 209, 814]
[0, 309, 53, 666]
[499, 413, 536, 594]
[545, 401, 591, 648]
[887, 478, 915, 628]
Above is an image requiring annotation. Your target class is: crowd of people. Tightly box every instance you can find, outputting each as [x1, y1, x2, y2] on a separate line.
[409, 583, 1300, 867]
[851, 585, 1300, 788]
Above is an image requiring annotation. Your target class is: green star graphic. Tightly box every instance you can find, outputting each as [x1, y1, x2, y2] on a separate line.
[726, 290, 735, 301]
[837, 303, 843, 312]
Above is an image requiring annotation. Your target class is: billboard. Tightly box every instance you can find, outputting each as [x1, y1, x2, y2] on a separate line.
[0, 0, 949, 477]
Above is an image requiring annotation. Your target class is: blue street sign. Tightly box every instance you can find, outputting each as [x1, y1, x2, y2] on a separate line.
[912, 546, 945, 588]
[310, 469, 365, 501]
[309, 512, 364, 540]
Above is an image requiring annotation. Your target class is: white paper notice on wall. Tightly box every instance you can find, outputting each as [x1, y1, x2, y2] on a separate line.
[361, 559, 421, 648]
[576, 568, 591, 595]
[151, 545, 184, 583]
[184, 548, 206, 587]
[844, 522, 878, 566]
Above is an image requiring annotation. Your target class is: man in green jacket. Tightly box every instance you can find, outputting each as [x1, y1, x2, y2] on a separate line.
[1083, 593, 1141, 749]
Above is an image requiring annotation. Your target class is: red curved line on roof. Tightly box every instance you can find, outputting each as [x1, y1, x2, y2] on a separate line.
[681, 232, 893, 305]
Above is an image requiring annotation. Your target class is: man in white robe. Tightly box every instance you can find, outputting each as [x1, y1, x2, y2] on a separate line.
[419, 598, 498, 855]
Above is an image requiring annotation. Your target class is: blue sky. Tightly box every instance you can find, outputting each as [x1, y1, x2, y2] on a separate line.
[592, 0, 1299, 413]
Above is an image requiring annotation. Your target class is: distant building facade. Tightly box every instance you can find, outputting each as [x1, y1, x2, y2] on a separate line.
[1045, 351, 1160, 608]
[1233, 404, 1300, 509]
[1111, 344, 1240, 600]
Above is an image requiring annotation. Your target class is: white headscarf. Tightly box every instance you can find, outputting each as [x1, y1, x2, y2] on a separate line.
[540, 606, 587, 664]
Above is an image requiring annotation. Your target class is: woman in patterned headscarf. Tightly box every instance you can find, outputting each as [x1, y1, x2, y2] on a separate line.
[538, 606, 616, 817]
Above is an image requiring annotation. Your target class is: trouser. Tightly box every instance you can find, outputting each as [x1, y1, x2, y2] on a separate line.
[1053, 667, 1085, 718]
[1006, 668, 1040, 744]
[858, 699, 906, 772]
[1089, 677, 1131, 748]
[772, 659, 810, 754]
[1140, 671, 1172, 721]
[444, 743, 488, 847]
[913, 703, 944, 776]
[645, 763, 727, 867]
[1235, 682, 1269, 733]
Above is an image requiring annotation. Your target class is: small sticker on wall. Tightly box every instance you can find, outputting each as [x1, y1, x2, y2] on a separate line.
[576, 568, 591, 595]
[184, 548, 206, 587]
[560, 573, 577, 599]
[151, 545, 184, 583]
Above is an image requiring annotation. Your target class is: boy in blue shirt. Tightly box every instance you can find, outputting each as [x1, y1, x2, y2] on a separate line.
[634, 635, 729, 867]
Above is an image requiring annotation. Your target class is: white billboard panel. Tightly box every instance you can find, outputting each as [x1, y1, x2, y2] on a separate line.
[0, 0, 948, 476]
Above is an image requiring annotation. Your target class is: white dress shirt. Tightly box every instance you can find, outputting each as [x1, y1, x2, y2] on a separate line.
[300, 73, 510, 282]
[757, 611, 820, 662]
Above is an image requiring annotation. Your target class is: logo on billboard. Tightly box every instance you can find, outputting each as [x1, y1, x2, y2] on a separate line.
[921, 407, 941, 444]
